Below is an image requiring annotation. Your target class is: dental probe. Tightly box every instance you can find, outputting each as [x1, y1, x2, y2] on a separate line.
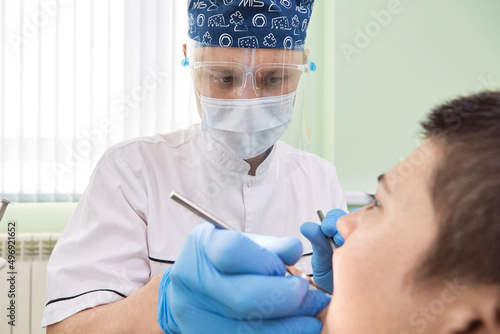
[170, 191, 330, 294]
[317, 210, 338, 251]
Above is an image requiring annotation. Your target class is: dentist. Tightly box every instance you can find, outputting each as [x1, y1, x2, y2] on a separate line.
[44, 1, 345, 333]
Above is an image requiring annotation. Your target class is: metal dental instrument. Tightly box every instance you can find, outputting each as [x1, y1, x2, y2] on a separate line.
[316, 210, 325, 222]
[317, 209, 338, 251]
[170, 192, 233, 230]
[0, 199, 11, 222]
[170, 191, 330, 294]
[0, 199, 11, 271]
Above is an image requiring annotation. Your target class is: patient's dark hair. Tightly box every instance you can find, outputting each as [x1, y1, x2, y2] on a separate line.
[418, 91, 500, 285]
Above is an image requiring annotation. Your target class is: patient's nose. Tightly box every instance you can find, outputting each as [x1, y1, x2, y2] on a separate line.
[337, 210, 362, 241]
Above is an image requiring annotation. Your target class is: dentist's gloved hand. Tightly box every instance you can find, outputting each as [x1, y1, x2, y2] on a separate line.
[300, 209, 351, 294]
[157, 223, 331, 334]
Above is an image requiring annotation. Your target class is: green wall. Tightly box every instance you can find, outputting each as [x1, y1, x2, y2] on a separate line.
[301, 0, 500, 193]
[1, 202, 76, 233]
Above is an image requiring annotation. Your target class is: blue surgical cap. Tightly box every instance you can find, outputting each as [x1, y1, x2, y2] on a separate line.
[188, 0, 314, 50]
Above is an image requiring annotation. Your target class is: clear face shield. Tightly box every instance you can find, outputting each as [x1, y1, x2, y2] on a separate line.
[182, 41, 317, 159]
[183, 41, 316, 99]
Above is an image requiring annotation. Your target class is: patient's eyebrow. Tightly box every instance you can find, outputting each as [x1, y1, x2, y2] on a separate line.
[378, 174, 392, 194]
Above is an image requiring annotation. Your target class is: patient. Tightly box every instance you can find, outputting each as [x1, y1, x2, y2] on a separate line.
[319, 91, 500, 333]
[155, 91, 500, 333]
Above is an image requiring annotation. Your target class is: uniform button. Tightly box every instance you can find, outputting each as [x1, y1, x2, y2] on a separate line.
[246, 181, 252, 188]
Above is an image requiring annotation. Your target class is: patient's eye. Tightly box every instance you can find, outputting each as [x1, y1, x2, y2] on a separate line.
[455, 319, 482, 333]
[366, 193, 381, 209]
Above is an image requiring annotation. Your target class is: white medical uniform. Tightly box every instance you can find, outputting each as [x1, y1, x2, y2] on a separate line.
[42, 124, 346, 326]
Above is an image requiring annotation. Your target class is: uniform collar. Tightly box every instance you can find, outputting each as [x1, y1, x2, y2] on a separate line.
[200, 126, 277, 176]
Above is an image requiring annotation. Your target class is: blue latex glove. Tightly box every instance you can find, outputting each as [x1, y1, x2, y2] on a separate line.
[300, 209, 350, 294]
[158, 223, 331, 334]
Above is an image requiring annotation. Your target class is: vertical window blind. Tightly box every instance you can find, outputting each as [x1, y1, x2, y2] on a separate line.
[0, 0, 197, 202]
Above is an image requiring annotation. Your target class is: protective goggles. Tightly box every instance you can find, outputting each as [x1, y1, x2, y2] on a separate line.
[182, 58, 316, 99]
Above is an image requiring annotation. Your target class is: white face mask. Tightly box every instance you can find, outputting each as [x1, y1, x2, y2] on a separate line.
[200, 92, 295, 159]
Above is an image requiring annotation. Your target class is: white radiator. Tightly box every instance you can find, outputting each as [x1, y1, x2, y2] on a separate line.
[0, 233, 60, 334]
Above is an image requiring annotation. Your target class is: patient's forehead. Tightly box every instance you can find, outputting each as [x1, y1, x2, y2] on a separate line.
[384, 139, 439, 196]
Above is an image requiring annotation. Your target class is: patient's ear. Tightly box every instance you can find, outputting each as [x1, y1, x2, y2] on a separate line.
[440, 286, 500, 334]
